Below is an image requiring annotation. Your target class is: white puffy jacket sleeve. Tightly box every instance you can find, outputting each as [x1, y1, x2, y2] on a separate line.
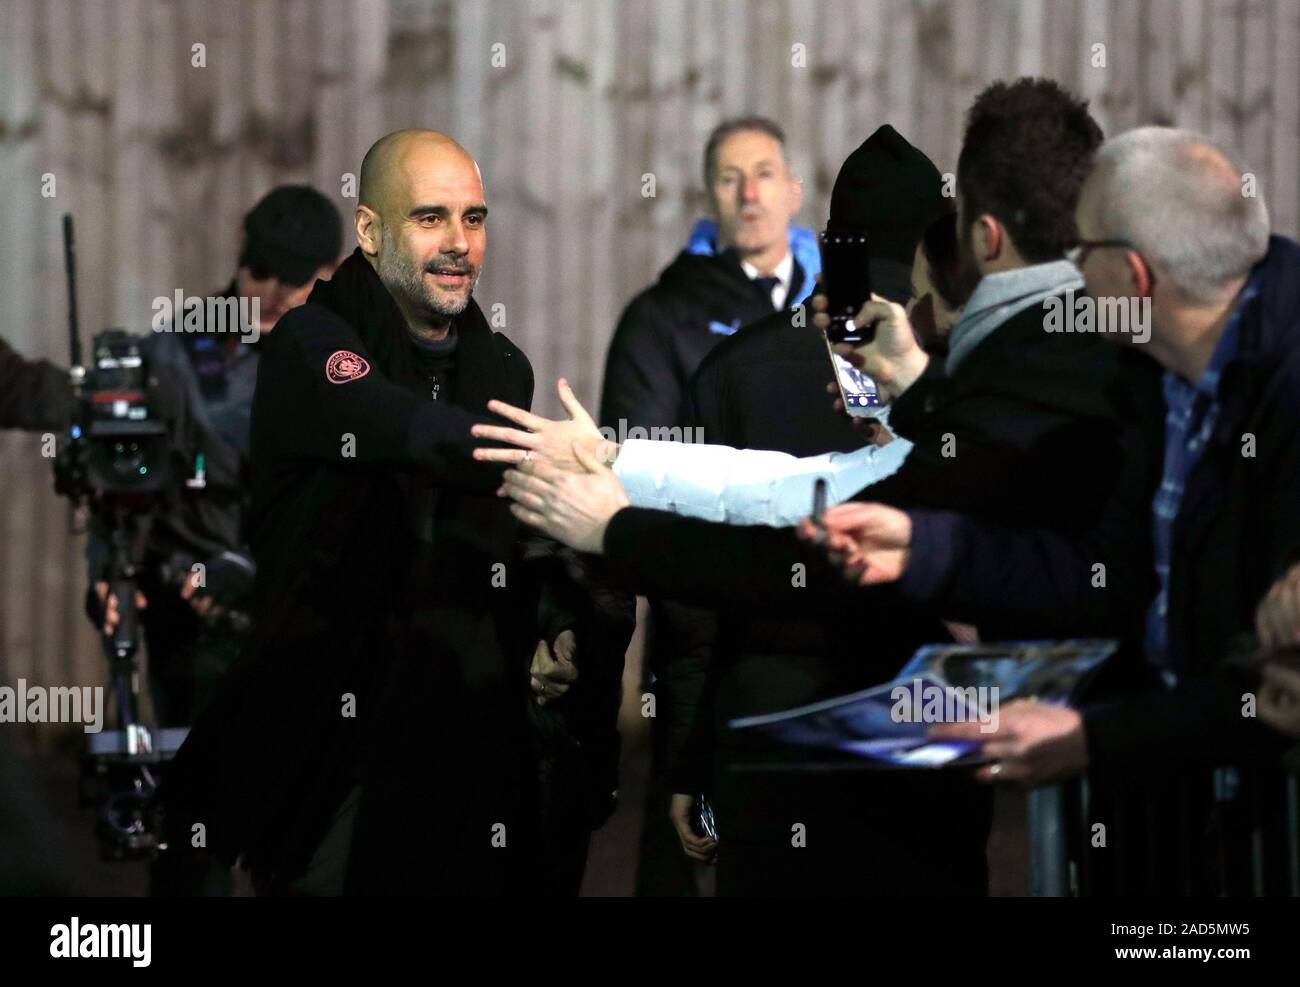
[611, 412, 912, 527]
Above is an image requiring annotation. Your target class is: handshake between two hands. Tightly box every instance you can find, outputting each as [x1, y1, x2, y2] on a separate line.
[469, 376, 918, 592]
[470, 378, 629, 555]
[470, 283, 931, 559]
[467, 367, 919, 582]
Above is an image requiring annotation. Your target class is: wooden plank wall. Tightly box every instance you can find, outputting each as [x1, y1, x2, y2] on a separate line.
[0, 0, 1297, 712]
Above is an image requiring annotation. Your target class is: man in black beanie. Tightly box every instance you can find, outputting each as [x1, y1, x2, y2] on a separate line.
[236, 185, 345, 335]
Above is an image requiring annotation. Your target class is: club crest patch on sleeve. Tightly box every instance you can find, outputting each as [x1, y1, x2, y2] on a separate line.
[326, 350, 371, 384]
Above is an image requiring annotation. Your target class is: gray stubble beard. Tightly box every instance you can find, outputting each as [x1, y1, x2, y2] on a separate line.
[379, 228, 480, 326]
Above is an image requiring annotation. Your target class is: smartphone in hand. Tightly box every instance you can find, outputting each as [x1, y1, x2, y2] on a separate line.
[819, 230, 884, 418]
[691, 794, 718, 841]
[818, 230, 873, 344]
[825, 331, 883, 419]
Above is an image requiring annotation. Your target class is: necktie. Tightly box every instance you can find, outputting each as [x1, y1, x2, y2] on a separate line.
[752, 276, 780, 307]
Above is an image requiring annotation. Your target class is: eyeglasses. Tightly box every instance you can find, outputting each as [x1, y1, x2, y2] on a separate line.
[1065, 239, 1138, 268]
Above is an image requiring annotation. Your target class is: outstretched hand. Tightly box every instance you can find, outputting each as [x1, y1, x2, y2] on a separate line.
[501, 441, 630, 554]
[796, 501, 912, 586]
[472, 378, 617, 471]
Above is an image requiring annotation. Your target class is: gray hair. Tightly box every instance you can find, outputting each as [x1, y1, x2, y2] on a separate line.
[703, 116, 787, 184]
[1088, 127, 1270, 302]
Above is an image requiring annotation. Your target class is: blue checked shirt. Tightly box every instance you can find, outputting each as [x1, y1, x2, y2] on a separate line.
[1145, 277, 1261, 676]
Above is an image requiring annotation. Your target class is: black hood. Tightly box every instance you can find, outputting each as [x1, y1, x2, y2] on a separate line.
[828, 124, 948, 300]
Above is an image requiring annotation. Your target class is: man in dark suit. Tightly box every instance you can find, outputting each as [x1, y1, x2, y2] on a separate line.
[600, 116, 818, 434]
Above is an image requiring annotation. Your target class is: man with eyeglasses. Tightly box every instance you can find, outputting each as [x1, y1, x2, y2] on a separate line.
[815, 126, 1300, 894]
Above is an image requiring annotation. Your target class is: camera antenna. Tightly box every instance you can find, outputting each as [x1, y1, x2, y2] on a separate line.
[62, 213, 83, 370]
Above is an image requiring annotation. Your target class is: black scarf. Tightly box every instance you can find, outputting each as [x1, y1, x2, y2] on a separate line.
[307, 248, 511, 421]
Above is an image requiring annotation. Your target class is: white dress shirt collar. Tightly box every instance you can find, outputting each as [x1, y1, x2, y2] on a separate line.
[740, 250, 794, 309]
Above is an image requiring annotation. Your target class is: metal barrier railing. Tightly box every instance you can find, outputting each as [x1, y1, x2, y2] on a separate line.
[1027, 746, 1300, 896]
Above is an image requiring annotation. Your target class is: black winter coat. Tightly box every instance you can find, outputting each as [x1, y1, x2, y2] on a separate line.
[1083, 236, 1300, 771]
[164, 250, 544, 894]
[599, 249, 791, 431]
[661, 308, 882, 793]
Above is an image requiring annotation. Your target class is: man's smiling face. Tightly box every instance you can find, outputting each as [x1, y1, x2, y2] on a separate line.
[373, 138, 487, 325]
